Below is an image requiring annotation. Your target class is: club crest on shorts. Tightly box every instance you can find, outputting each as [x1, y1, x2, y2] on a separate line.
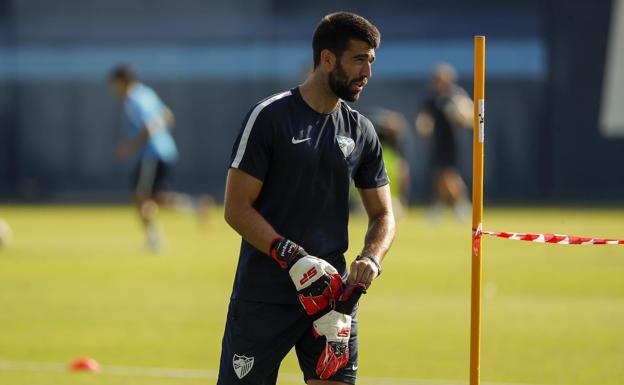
[232, 354, 254, 379]
[336, 135, 355, 158]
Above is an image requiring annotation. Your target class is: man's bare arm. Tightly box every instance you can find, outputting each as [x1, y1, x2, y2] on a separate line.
[223, 168, 280, 255]
[446, 94, 473, 128]
[224, 168, 344, 316]
[163, 106, 175, 131]
[348, 184, 395, 287]
[415, 111, 434, 138]
[114, 128, 150, 160]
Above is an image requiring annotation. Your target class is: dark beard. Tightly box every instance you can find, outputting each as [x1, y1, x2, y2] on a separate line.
[328, 62, 361, 102]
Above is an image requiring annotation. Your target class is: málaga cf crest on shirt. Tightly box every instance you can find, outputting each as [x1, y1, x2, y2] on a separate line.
[336, 135, 355, 158]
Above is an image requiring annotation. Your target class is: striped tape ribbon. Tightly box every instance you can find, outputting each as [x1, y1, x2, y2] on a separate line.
[471, 226, 624, 257]
[482, 230, 624, 245]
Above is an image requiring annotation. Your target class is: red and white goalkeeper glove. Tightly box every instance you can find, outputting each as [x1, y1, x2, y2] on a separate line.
[312, 283, 366, 380]
[270, 237, 343, 315]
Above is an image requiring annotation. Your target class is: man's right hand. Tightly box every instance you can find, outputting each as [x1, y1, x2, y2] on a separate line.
[270, 238, 343, 315]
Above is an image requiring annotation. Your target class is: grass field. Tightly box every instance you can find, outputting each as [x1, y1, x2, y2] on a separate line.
[0, 205, 623, 385]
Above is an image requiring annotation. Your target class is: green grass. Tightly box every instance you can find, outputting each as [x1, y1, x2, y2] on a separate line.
[0, 205, 623, 385]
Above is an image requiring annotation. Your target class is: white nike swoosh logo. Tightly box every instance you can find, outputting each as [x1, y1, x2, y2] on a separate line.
[352, 365, 358, 371]
[292, 137, 311, 144]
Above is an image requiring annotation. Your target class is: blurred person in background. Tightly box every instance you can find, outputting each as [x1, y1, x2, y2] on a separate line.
[369, 108, 410, 216]
[110, 64, 211, 252]
[415, 63, 473, 221]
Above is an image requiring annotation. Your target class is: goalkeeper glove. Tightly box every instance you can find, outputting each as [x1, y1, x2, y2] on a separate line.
[270, 237, 342, 315]
[312, 283, 366, 380]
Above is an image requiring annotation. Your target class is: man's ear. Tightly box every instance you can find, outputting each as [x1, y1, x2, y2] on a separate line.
[320, 49, 337, 72]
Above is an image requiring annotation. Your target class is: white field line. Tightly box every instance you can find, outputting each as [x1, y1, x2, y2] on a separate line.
[0, 359, 546, 385]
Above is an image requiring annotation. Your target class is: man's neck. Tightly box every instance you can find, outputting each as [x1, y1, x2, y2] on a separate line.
[298, 73, 340, 114]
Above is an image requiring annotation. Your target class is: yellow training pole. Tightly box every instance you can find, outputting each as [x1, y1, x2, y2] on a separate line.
[470, 35, 485, 385]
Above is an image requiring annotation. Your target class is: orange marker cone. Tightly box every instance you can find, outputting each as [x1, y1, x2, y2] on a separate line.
[69, 357, 100, 372]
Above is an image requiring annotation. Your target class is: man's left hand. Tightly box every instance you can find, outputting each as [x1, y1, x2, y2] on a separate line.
[347, 256, 381, 288]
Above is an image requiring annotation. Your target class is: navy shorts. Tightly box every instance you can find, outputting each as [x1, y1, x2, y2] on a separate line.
[132, 158, 172, 197]
[217, 299, 358, 385]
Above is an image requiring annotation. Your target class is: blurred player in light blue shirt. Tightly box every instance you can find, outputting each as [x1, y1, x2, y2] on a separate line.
[125, 82, 178, 162]
[111, 65, 178, 163]
[110, 64, 210, 251]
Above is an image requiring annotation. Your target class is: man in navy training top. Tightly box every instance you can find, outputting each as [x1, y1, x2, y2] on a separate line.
[219, 12, 395, 385]
[110, 65, 210, 251]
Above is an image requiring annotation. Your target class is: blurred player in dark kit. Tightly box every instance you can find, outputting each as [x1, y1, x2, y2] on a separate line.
[219, 12, 395, 385]
[416, 63, 473, 221]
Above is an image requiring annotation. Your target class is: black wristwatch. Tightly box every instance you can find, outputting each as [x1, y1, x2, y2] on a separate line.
[357, 255, 382, 277]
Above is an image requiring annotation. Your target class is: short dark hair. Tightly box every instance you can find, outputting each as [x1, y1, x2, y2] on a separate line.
[109, 64, 137, 83]
[312, 12, 381, 68]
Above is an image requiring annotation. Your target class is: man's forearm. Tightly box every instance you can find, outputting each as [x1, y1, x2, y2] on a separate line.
[224, 204, 280, 256]
[360, 211, 395, 262]
[115, 130, 149, 159]
[163, 107, 175, 130]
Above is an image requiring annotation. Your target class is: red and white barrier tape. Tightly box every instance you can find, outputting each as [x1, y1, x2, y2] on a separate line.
[482, 230, 624, 245]
[471, 224, 624, 256]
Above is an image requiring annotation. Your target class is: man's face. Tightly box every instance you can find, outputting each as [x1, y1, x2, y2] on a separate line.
[327, 40, 375, 102]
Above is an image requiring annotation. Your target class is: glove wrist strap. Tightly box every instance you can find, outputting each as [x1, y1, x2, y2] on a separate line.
[270, 237, 307, 269]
